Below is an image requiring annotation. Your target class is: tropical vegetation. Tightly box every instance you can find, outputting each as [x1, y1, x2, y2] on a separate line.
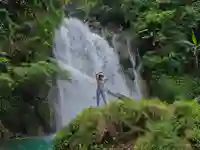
[0, 0, 69, 138]
[1, 0, 200, 149]
[77, 0, 200, 102]
[53, 99, 200, 150]
[53, 0, 200, 149]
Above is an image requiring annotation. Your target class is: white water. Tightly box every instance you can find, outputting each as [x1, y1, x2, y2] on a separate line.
[126, 38, 143, 99]
[112, 34, 145, 99]
[51, 18, 141, 129]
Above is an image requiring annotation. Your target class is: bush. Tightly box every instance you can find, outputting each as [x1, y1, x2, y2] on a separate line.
[53, 99, 200, 150]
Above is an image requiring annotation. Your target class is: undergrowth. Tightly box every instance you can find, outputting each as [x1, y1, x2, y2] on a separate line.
[53, 99, 200, 150]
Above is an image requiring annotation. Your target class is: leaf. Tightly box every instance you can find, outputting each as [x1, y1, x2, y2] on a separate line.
[176, 40, 194, 47]
[0, 57, 8, 63]
[192, 31, 197, 46]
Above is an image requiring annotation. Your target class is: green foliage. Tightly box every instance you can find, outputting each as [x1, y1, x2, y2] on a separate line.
[76, 0, 200, 101]
[53, 99, 200, 150]
[192, 31, 198, 46]
[0, 0, 70, 135]
[151, 75, 200, 102]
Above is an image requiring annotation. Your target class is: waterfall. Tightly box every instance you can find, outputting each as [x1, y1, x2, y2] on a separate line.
[51, 18, 142, 129]
[126, 38, 143, 99]
[112, 33, 145, 100]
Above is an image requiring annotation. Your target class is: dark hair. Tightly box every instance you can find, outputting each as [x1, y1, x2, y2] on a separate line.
[98, 74, 104, 79]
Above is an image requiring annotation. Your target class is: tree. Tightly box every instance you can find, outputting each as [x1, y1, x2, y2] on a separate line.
[178, 31, 200, 69]
[0, 0, 69, 137]
[76, 0, 200, 101]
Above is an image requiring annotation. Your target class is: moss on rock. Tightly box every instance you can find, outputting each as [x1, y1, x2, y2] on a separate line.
[53, 99, 200, 150]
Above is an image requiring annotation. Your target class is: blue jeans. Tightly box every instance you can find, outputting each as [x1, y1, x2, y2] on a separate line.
[96, 88, 107, 106]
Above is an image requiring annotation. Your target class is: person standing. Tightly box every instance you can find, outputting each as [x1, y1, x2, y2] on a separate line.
[95, 72, 108, 106]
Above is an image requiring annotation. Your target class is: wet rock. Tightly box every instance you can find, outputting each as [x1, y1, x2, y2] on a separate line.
[0, 120, 13, 140]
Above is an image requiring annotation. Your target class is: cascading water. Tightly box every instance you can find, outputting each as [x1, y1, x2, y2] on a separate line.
[52, 18, 141, 129]
[126, 38, 144, 99]
[112, 34, 145, 99]
[0, 17, 145, 150]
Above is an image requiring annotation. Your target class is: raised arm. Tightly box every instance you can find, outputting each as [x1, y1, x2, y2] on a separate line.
[95, 72, 99, 81]
[96, 72, 104, 81]
[104, 78, 108, 83]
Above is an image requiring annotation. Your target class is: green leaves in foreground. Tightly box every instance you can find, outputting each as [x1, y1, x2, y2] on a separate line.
[192, 31, 198, 46]
[53, 99, 200, 150]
